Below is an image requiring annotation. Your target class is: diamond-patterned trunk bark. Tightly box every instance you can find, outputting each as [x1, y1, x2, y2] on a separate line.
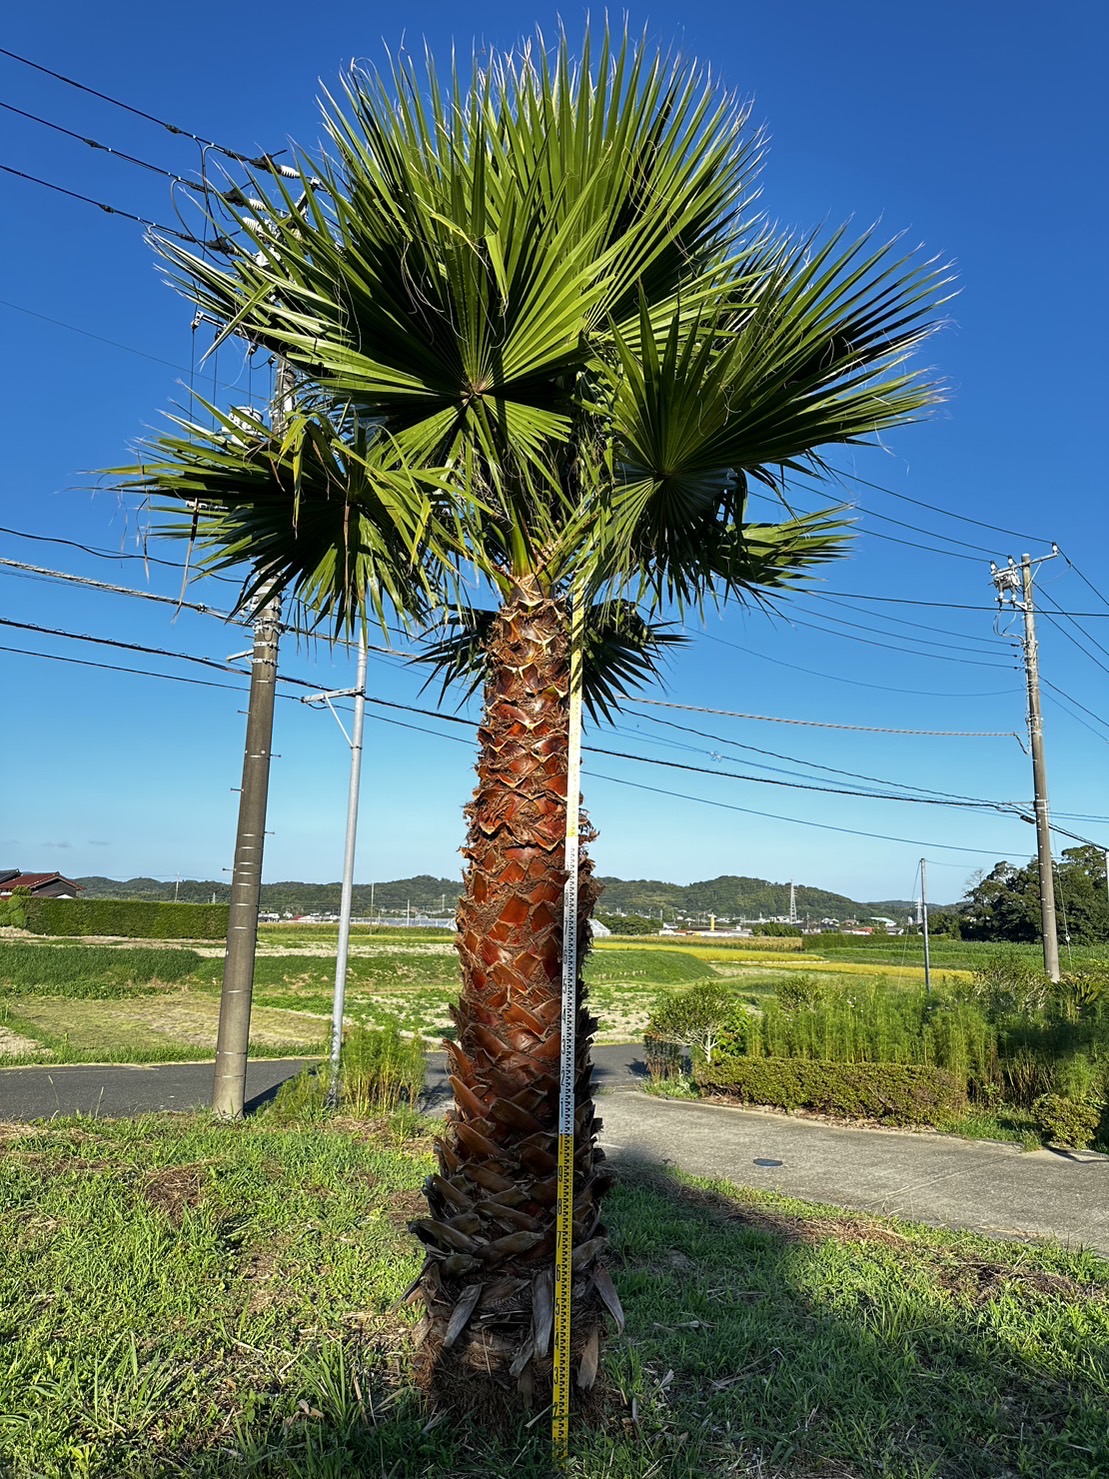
[411, 580, 621, 1402]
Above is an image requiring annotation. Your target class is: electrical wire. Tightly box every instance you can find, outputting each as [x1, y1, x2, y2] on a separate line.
[0, 636, 1040, 855]
[0, 559, 416, 658]
[626, 707, 1024, 808]
[587, 772, 1024, 859]
[1063, 555, 1109, 614]
[0, 46, 255, 162]
[630, 696, 1021, 739]
[0, 296, 261, 397]
[781, 607, 1012, 669]
[0, 100, 205, 189]
[1037, 587, 1109, 669]
[805, 591, 1109, 616]
[588, 742, 1027, 813]
[822, 465, 1050, 545]
[0, 163, 224, 246]
[803, 590, 1008, 652]
[699, 629, 1013, 699]
[1041, 678, 1109, 740]
[0, 521, 241, 585]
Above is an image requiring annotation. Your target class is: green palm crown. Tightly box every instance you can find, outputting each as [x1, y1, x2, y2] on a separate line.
[126, 24, 949, 692]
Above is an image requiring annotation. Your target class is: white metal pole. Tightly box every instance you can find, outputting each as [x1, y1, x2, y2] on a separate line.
[326, 632, 368, 1107]
[921, 857, 932, 997]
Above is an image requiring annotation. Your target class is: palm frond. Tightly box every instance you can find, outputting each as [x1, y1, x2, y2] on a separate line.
[118, 395, 444, 636]
[415, 599, 686, 723]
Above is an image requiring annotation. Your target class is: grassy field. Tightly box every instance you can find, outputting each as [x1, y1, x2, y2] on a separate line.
[0, 935, 719, 1063]
[1, 1109, 1106, 1478]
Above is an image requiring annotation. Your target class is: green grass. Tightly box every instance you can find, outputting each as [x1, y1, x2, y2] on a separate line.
[0, 944, 204, 995]
[1, 941, 719, 1062]
[805, 937, 1109, 972]
[0, 1113, 1105, 1477]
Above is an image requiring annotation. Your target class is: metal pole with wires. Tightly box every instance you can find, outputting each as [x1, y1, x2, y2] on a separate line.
[990, 548, 1060, 981]
[920, 857, 932, 996]
[301, 632, 369, 1108]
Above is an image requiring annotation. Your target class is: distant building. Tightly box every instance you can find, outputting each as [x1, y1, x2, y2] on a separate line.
[0, 869, 86, 899]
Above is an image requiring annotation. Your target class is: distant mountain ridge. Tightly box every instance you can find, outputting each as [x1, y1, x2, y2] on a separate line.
[74, 873, 924, 919]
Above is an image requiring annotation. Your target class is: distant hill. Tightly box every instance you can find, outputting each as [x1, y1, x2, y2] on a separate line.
[594, 875, 918, 920]
[74, 875, 460, 916]
[75, 873, 924, 919]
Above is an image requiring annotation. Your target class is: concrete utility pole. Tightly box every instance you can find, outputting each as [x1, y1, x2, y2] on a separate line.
[788, 881, 797, 924]
[990, 548, 1060, 981]
[212, 359, 290, 1117]
[302, 632, 369, 1107]
[920, 857, 931, 996]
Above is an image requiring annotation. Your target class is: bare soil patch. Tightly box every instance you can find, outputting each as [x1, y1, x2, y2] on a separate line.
[0, 1025, 46, 1057]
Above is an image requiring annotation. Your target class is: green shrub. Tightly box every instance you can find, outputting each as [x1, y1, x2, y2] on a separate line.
[1033, 1093, 1104, 1150]
[0, 886, 30, 929]
[22, 898, 229, 941]
[643, 1033, 683, 1082]
[694, 1057, 967, 1126]
[645, 982, 751, 1064]
[342, 1020, 426, 1114]
[773, 973, 824, 1011]
[268, 1022, 426, 1121]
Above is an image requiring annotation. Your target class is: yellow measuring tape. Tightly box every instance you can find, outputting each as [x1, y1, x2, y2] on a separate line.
[552, 599, 584, 1466]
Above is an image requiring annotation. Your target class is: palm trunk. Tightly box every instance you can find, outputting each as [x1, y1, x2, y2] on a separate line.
[411, 578, 622, 1403]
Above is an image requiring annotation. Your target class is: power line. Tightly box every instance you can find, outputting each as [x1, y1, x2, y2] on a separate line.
[749, 488, 985, 566]
[809, 591, 1109, 616]
[0, 635, 1043, 838]
[1040, 678, 1109, 740]
[699, 630, 1013, 699]
[0, 46, 255, 163]
[1063, 555, 1109, 614]
[0, 557, 237, 618]
[781, 606, 1012, 669]
[588, 742, 1025, 814]
[0, 522, 240, 585]
[823, 465, 1050, 545]
[588, 772, 1024, 859]
[847, 503, 994, 557]
[627, 708, 1024, 809]
[0, 559, 415, 658]
[0, 100, 205, 189]
[0, 296, 262, 396]
[630, 696, 1021, 740]
[0, 162, 225, 247]
[804, 590, 1006, 653]
[1037, 587, 1109, 670]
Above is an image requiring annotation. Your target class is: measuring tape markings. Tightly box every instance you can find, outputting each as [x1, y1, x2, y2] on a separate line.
[551, 599, 584, 1464]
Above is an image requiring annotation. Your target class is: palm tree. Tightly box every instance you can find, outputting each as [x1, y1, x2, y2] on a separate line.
[126, 26, 949, 1400]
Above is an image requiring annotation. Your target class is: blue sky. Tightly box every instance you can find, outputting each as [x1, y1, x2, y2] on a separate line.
[2, 1, 1107, 904]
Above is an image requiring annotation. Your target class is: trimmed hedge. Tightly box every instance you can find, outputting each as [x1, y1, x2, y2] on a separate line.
[22, 897, 229, 941]
[694, 1056, 966, 1126]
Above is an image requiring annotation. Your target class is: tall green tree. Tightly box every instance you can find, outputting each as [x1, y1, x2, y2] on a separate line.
[961, 847, 1109, 944]
[126, 27, 948, 1399]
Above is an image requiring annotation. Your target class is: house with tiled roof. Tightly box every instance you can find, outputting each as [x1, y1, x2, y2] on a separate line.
[0, 870, 85, 899]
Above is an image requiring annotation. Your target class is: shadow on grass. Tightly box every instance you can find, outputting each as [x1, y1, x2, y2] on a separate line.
[143, 1157, 1108, 1479]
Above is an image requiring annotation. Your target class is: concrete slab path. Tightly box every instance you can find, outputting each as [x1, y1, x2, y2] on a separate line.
[597, 1086, 1109, 1255]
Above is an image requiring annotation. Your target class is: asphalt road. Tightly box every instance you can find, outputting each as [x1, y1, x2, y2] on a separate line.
[0, 1044, 645, 1121]
[2, 1051, 1105, 1255]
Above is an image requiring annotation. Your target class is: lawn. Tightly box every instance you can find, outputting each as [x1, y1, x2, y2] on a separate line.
[1, 1111, 1106, 1477]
